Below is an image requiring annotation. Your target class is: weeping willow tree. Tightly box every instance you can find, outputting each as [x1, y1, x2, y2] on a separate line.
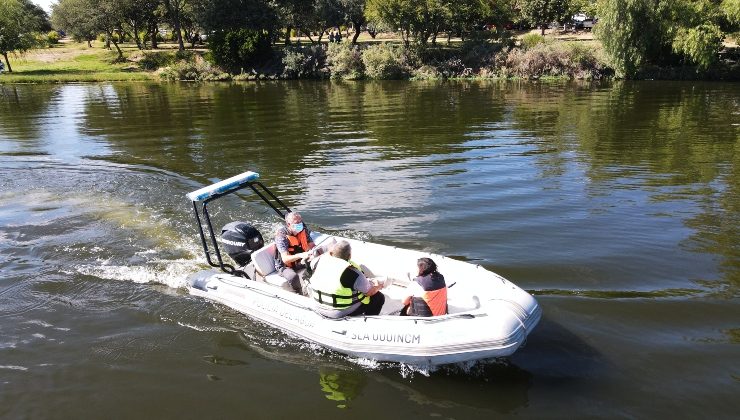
[597, 0, 736, 77]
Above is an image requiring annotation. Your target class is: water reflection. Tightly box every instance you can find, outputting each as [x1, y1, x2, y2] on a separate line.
[69, 81, 740, 293]
[318, 367, 367, 409]
[2, 80, 739, 417]
[0, 85, 56, 144]
[3, 81, 738, 295]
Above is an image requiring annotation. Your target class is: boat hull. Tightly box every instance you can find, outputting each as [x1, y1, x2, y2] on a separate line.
[188, 258, 540, 366]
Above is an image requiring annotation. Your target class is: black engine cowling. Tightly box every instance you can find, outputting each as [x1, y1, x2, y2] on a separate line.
[220, 221, 264, 266]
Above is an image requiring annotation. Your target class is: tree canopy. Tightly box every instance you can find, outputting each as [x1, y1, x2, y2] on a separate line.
[0, 0, 50, 71]
[519, 0, 572, 35]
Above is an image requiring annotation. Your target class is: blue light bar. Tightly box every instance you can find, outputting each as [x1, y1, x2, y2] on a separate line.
[187, 171, 260, 202]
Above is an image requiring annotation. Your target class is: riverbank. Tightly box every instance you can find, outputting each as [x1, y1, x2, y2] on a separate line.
[1, 34, 737, 83]
[0, 41, 153, 83]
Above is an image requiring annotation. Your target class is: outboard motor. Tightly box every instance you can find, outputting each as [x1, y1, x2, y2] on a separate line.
[220, 221, 264, 266]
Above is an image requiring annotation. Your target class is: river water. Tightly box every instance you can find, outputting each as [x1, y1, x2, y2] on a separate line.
[0, 81, 738, 418]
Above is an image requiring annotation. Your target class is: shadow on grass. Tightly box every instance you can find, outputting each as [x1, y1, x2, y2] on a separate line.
[13, 69, 97, 75]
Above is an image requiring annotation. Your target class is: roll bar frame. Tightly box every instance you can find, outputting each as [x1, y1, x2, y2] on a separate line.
[189, 179, 292, 276]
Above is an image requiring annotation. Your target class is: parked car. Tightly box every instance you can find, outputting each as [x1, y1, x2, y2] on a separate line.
[572, 13, 596, 31]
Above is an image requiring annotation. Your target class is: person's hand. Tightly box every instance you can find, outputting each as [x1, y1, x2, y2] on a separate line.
[366, 283, 382, 296]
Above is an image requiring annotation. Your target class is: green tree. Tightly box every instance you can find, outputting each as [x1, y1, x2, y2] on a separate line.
[275, 0, 315, 44]
[596, 0, 673, 77]
[52, 0, 98, 47]
[519, 0, 571, 35]
[365, 0, 448, 44]
[597, 0, 731, 77]
[444, 0, 514, 42]
[162, 0, 189, 50]
[0, 0, 48, 72]
[193, 0, 278, 34]
[120, 0, 160, 50]
[340, 0, 366, 44]
[721, 0, 740, 25]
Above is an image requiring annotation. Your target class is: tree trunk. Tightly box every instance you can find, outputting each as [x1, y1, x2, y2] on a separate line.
[318, 27, 326, 43]
[87, 39, 92, 48]
[285, 26, 292, 45]
[447, 32, 451, 45]
[105, 34, 111, 49]
[173, 18, 184, 51]
[2, 53, 12, 72]
[133, 22, 142, 50]
[351, 21, 361, 44]
[108, 31, 124, 60]
[163, 0, 185, 51]
[302, 29, 315, 44]
[183, 27, 193, 48]
[541, 24, 546, 36]
[150, 24, 159, 49]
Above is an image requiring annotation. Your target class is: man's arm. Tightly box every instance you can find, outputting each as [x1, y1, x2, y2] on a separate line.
[275, 232, 309, 265]
[280, 250, 308, 264]
[342, 267, 381, 297]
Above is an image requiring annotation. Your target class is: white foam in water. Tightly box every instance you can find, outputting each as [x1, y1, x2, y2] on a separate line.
[0, 342, 17, 350]
[348, 357, 383, 370]
[0, 365, 28, 371]
[74, 257, 204, 289]
[24, 320, 53, 328]
[175, 321, 233, 333]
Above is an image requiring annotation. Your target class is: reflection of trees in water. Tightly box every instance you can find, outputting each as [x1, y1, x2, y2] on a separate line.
[318, 367, 367, 409]
[0, 85, 57, 142]
[74, 81, 739, 291]
[504, 81, 740, 295]
[80, 83, 219, 172]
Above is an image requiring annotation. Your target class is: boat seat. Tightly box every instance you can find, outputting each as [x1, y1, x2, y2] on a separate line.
[251, 243, 292, 291]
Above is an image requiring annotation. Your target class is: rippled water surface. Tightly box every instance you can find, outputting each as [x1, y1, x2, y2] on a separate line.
[1, 81, 738, 418]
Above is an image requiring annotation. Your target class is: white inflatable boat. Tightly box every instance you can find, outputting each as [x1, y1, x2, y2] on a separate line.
[186, 171, 541, 366]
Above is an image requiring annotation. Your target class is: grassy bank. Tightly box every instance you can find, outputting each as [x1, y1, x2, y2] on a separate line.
[2, 32, 735, 83]
[0, 41, 155, 83]
[2, 33, 609, 84]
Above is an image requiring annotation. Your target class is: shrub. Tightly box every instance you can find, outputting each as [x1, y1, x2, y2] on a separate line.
[437, 57, 473, 78]
[361, 43, 408, 79]
[281, 45, 327, 79]
[97, 33, 120, 43]
[411, 64, 441, 80]
[46, 31, 60, 45]
[174, 49, 195, 62]
[504, 42, 610, 79]
[326, 42, 364, 80]
[520, 33, 545, 50]
[459, 39, 503, 68]
[159, 56, 231, 81]
[138, 51, 174, 70]
[207, 29, 272, 74]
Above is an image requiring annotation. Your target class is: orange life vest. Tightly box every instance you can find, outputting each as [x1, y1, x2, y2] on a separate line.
[419, 288, 448, 316]
[285, 229, 310, 268]
[410, 272, 448, 316]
